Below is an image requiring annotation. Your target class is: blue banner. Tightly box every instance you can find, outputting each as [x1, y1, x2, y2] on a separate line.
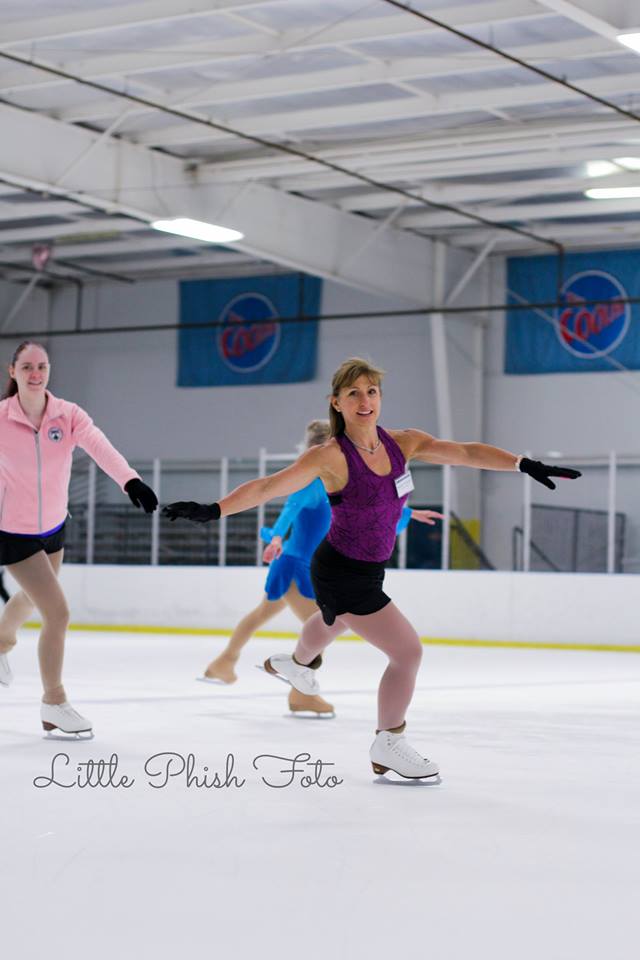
[178, 274, 321, 386]
[505, 249, 640, 374]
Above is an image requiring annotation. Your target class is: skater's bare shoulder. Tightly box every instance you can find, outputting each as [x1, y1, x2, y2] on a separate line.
[387, 428, 435, 460]
[261, 442, 334, 499]
[312, 437, 349, 493]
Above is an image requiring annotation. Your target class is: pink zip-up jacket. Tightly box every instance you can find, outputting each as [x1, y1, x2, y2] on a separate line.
[0, 391, 140, 535]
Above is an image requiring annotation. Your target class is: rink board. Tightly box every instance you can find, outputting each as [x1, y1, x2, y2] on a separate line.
[6, 564, 639, 649]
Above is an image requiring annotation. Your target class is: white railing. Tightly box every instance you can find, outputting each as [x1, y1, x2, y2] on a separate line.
[66, 449, 637, 573]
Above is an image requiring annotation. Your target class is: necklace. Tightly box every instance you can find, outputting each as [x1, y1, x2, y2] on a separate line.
[345, 431, 381, 454]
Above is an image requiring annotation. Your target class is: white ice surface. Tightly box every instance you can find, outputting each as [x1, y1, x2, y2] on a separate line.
[1, 631, 639, 960]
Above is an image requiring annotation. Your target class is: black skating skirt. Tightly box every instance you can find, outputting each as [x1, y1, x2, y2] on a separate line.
[310, 538, 391, 626]
[0, 523, 66, 566]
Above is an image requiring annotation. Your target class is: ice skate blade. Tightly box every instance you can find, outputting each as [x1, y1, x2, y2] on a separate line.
[196, 676, 232, 686]
[287, 710, 336, 720]
[255, 663, 290, 686]
[43, 728, 94, 742]
[371, 762, 441, 783]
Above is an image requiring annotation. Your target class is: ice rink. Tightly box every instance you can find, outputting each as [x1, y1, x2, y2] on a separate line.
[1, 629, 638, 960]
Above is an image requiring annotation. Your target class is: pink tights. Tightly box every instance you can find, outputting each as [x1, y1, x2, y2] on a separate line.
[294, 602, 423, 731]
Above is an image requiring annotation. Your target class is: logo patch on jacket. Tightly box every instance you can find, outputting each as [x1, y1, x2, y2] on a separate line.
[48, 426, 63, 442]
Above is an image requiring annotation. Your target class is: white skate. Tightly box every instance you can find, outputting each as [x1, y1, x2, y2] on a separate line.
[370, 730, 440, 781]
[262, 654, 320, 696]
[0, 652, 13, 687]
[41, 702, 94, 740]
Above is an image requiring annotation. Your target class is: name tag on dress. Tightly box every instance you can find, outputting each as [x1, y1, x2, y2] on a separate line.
[394, 470, 414, 498]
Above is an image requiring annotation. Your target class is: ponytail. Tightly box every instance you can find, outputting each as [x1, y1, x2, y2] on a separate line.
[329, 404, 345, 438]
[3, 377, 18, 400]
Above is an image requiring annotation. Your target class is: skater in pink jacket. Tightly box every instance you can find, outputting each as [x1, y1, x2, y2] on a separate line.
[0, 340, 158, 738]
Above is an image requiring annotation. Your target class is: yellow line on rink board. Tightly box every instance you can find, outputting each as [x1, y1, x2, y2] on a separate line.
[22, 621, 640, 653]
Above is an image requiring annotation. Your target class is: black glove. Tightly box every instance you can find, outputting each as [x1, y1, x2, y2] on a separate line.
[125, 478, 158, 513]
[519, 458, 581, 491]
[161, 501, 221, 523]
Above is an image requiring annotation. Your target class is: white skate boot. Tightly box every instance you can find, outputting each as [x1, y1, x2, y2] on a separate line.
[41, 702, 94, 740]
[370, 728, 440, 781]
[262, 654, 320, 696]
[0, 653, 13, 687]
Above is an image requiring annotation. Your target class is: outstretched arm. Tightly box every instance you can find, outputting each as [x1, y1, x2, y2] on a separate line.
[163, 447, 325, 522]
[403, 429, 519, 471]
[72, 405, 158, 513]
[220, 448, 323, 517]
[398, 430, 580, 490]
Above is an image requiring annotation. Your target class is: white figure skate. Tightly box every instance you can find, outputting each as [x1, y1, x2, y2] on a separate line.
[0, 652, 13, 687]
[261, 654, 320, 696]
[41, 702, 94, 740]
[370, 729, 440, 781]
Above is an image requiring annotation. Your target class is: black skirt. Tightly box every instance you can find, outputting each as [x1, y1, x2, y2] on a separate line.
[0, 524, 66, 566]
[311, 538, 391, 626]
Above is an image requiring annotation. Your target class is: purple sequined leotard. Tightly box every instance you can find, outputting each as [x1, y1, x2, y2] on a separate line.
[327, 427, 408, 563]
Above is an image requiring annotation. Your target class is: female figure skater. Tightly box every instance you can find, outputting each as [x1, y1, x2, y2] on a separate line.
[0, 341, 158, 738]
[163, 357, 580, 780]
[203, 419, 444, 719]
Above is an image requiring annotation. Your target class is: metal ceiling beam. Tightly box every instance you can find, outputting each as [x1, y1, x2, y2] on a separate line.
[273, 143, 639, 193]
[0, 1, 547, 94]
[337, 171, 640, 212]
[197, 116, 636, 183]
[534, 0, 638, 37]
[399, 195, 640, 229]
[0, 199, 91, 220]
[0, 238, 251, 263]
[381, 0, 640, 127]
[0, 101, 455, 304]
[69, 252, 273, 275]
[0, 217, 144, 245]
[0, 259, 290, 284]
[0, 0, 288, 46]
[56, 35, 617, 126]
[0, 53, 561, 251]
[449, 217, 640, 247]
[131, 69, 640, 147]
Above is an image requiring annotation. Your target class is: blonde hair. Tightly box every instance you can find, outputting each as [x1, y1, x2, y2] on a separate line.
[328, 357, 385, 437]
[304, 419, 330, 448]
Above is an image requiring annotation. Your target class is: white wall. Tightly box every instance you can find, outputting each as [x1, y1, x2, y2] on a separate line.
[7, 563, 638, 649]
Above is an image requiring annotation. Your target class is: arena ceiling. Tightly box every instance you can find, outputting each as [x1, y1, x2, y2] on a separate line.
[1, 0, 640, 292]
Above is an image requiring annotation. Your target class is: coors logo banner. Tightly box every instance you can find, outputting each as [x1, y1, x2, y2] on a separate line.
[505, 249, 640, 374]
[178, 273, 320, 386]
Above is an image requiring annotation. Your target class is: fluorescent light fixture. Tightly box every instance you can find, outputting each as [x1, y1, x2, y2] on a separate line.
[617, 32, 640, 53]
[585, 187, 640, 199]
[151, 217, 244, 243]
[613, 156, 640, 169]
[586, 160, 618, 178]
